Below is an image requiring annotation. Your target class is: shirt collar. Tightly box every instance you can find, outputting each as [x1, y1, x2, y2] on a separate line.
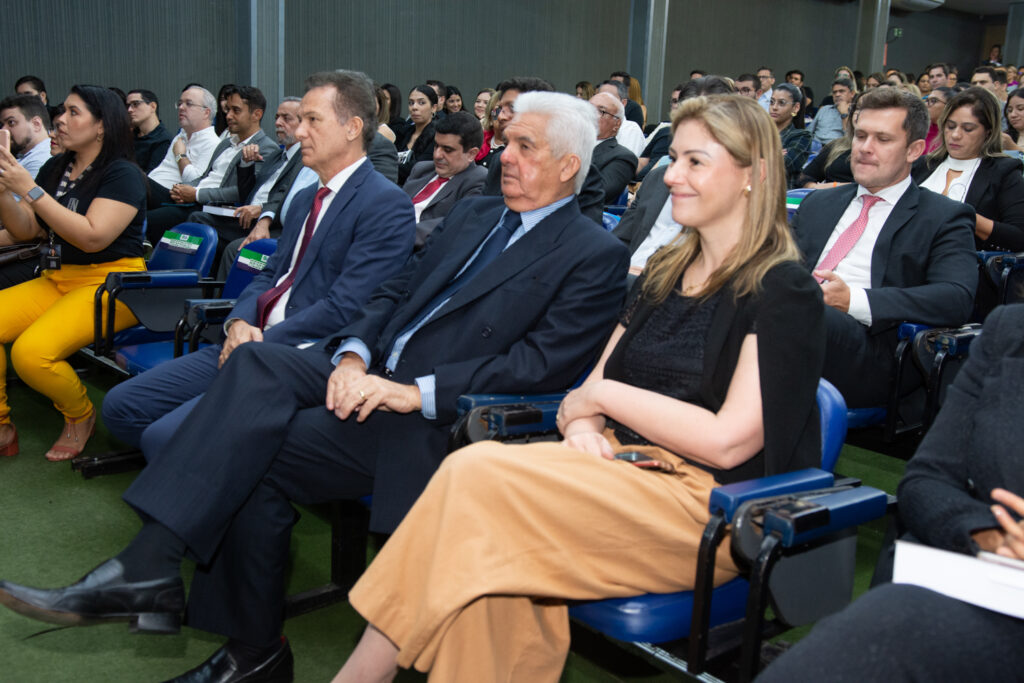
[321, 156, 367, 195]
[856, 174, 912, 205]
[284, 142, 301, 160]
[513, 194, 575, 233]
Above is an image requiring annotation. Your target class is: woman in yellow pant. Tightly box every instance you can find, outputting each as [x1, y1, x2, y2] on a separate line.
[0, 84, 147, 460]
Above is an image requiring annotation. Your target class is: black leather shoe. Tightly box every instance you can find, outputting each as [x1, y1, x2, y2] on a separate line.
[0, 558, 184, 634]
[163, 638, 294, 682]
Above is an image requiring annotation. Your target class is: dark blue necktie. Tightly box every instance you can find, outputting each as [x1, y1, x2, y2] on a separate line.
[400, 210, 522, 335]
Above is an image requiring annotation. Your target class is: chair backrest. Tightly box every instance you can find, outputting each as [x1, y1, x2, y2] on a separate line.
[223, 239, 279, 299]
[816, 378, 847, 472]
[148, 222, 219, 276]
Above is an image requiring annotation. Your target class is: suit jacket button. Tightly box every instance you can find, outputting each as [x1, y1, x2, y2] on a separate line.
[481, 326, 492, 338]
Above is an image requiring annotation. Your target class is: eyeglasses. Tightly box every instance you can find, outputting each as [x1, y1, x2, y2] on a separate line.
[176, 100, 205, 109]
[595, 108, 618, 120]
[769, 99, 793, 108]
[491, 103, 514, 118]
[925, 97, 947, 105]
[125, 100, 148, 109]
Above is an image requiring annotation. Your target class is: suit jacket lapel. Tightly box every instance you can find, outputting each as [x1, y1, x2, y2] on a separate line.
[802, 184, 857, 266]
[200, 138, 233, 179]
[870, 182, 919, 288]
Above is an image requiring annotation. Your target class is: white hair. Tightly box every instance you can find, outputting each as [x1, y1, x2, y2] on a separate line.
[512, 91, 597, 194]
[183, 85, 217, 123]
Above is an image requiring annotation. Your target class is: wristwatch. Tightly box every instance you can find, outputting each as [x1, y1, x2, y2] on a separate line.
[175, 153, 189, 163]
[25, 186, 45, 203]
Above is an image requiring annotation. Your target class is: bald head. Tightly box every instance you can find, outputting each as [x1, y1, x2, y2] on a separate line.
[589, 92, 623, 140]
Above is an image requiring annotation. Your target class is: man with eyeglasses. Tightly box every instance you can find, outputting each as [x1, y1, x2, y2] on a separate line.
[588, 92, 638, 204]
[146, 85, 220, 209]
[735, 74, 759, 99]
[757, 66, 775, 111]
[126, 89, 174, 173]
[808, 78, 856, 145]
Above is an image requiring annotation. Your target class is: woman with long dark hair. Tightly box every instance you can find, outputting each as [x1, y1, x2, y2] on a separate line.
[770, 82, 812, 189]
[394, 85, 438, 184]
[0, 85, 147, 460]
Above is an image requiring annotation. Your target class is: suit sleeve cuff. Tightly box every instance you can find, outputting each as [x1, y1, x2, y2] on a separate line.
[415, 375, 436, 419]
[196, 188, 207, 204]
[847, 286, 872, 326]
[331, 338, 372, 368]
[259, 210, 275, 222]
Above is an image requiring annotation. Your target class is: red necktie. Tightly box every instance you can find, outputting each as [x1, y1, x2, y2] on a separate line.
[256, 186, 331, 328]
[411, 175, 449, 203]
[815, 195, 883, 283]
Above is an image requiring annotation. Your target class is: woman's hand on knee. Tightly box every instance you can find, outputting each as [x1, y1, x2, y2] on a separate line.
[562, 431, 615, 460]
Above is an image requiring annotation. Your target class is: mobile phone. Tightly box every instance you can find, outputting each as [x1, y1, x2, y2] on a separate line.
[614, 451, 674, 472]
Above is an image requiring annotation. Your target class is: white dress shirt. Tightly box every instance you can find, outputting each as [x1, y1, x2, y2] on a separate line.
[629, 196, 682, 271]
[616, 120, 646, 158]
[249, 143, 300, 207]
[920, 156, 982, 203]
[196, 131, 259, 200]
[263, 156, 367, 330]
[815, 175, 913, 326]
[148, 126, 219, 188]
[411, 173, 447, 222]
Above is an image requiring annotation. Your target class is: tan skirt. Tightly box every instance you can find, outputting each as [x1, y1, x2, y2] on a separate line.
[348, 431, 739, 682]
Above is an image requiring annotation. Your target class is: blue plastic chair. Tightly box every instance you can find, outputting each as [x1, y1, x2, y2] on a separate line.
[114, 239, 278, 375]
[601, 212, 621, 232]
[785, 188, 815, 219]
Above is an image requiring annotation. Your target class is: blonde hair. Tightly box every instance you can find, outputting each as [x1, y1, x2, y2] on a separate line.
[627, 77, 645, 106]
[642, 95, 801, 304]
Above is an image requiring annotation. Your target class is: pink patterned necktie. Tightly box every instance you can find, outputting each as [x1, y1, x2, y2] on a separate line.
[411, 175, 449, 203]
[814, 195, 883, 283]
[256, 186, 331, 328]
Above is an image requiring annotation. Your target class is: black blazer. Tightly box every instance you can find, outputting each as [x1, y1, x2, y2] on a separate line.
[899, 303, 1024, 555]
[792, 181, 978, 334]
[236, 149, 305, 236]
[395, 121, 436, 185]
[323, 196, 629, 529]
[606, 261, 825, 483]
[592, 137, 639, 204]
[612, 165, 670, 255]
[912, 155, 1024, 251]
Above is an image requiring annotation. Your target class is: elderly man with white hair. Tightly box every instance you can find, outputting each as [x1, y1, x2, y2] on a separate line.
[0, 89, 628, 683]
[597, 79, 647, 157]
[589, 91, 640, 203]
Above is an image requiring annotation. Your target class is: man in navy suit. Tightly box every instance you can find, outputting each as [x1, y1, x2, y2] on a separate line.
[101, 72, 416, 458]
[791, 87, 976, 408]
[0, 89, 628, 682]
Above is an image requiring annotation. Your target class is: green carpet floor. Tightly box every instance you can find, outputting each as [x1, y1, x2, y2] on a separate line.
[0, 363, 906, 682]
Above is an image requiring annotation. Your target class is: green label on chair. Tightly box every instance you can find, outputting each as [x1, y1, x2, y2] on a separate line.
[160, 231, 202, 254]
[237, 248, 270, 272]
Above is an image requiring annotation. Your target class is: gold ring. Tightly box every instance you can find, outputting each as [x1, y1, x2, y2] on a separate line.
[359, 390, 366, 400]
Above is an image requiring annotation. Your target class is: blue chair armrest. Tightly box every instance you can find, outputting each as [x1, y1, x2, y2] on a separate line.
[455, 392, 568, 415]
[185, 298, 239, 326]
[897, 322, 931, 340]
[709, 468, 835, 520]
[763, 486, 889, 547]
[106, 269, 202, 290]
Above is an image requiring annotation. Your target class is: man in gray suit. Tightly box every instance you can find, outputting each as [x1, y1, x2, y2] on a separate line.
[403, 111, 486, 247]
[146, 85, 282, 243]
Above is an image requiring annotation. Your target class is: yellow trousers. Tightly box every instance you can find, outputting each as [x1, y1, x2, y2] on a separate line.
[349, 433, 739, 682]
[0, 258, 145, 424]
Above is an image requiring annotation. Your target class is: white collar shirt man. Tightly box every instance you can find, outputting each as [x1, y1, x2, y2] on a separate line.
[197, 131, 259, 192]
[17, 137, 51, 179]
[815, 175, 913, 326]
[148, 127, 220, 188]
[616, 120, 646, 157]
[250, 143, 302, 208]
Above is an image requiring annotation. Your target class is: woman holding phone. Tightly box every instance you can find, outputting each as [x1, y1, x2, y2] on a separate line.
[0, 84, 146, 460]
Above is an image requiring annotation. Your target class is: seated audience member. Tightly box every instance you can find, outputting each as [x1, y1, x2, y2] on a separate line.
[145, 85, 219, 208]
[394, 85, 437, 185]
[756, 66, 775, 111]
[0, 91, 629, 682]
[473, 87, 495, 122]
[735, 73, 759, 99]
[146, 85, 281, 242]
[689, 69, 707, 79]
[865, 72, 885, 89]
[403, 111, 485, 247]
[808, 78, 855, 145]
[482, 77, 606, 225]
[758, 304, 1024, 683]
[332, 93, 826, 682]
[125, 89, 174, 173]
[947, 65, 960, 87]
[886, 70, 909, 87]
[613, 76, 736, 274]
[818, 66, 856, 108]
[972, 66, 1008, 103]
[102, 71, 415, 454]
[187, 97, 304, 257]
[443, 85, 465, 115]
[368, 130, 399, 184]
[212, 83, 234, 138]
[588, 92, 639, 203]
[380, 82, 403, 137]
[786, 69, 815, 112]
[791, 86, 977, 408]
[924, 86, 954, 152]
[575, 81, 595, 100]
[917, 72, 933, 96]
[597, 80, 646, 157]
[769, 83, 812, 189]
[425, 79, 447, 117]
[797, 94, 859, 189]
[913, 86, 1024, 252]
[926, 62, 950, 92]
[0, 94, 52, 180]
[1002, 86, 1024, 151]
[374, 86, 396, 143]
[635, 84, 683, 181]
[0, 85, 146, 460]
[14, 75, 59, 122]
[609, 70, 646, 127]
[477, 90, 503, 164]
